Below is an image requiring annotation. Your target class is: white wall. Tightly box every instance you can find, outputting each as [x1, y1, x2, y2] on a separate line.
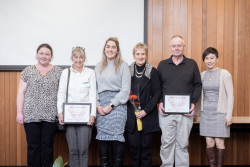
[0, 0, 144, 66]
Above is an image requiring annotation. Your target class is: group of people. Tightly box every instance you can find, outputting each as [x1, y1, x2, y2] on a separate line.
[16, 35, 234, 167]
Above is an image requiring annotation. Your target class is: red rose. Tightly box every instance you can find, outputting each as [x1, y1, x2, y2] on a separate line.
[129, 95, 138, 100]
[134, 101, 140, 105]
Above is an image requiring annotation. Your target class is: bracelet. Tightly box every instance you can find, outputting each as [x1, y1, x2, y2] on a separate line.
[110, 103, 115, 109]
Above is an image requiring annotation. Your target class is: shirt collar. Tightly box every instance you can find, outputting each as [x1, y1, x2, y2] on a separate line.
[168, 55, 187, 65]
[70, 66, 84, 73]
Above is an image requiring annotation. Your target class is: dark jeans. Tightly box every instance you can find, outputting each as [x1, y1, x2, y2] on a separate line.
[127, 130, 154, 167]
[99, 140, 125, 167]
[24, 121, 56, 167]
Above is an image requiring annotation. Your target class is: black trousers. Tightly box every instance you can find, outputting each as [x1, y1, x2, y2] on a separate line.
[24, 121, 56, 167]
[127, 130, 154, 167]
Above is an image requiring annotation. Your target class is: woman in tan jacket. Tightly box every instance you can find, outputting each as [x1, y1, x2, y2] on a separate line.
[199, 47, 234, 167]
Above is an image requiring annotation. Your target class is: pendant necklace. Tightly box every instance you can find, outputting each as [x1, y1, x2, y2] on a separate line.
[208, 67, 218, 80]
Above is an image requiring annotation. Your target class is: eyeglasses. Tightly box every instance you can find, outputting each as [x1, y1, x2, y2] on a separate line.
[72, 46, 85, 52]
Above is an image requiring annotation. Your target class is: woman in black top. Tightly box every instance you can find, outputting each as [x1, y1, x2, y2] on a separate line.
[126, 43, 161, 167]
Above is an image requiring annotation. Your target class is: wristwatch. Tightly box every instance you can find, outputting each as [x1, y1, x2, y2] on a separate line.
[110, 103, 115, 109]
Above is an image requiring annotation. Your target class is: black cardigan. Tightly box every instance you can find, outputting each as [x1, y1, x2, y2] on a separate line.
[126, 62, 161, 134]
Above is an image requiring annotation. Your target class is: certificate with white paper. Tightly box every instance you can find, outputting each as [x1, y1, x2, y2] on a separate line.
[164, 95, 190, 114]
[63, 103, 91, 124]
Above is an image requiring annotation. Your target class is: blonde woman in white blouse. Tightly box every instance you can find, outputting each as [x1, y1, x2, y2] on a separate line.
[57, 47, 96, 167]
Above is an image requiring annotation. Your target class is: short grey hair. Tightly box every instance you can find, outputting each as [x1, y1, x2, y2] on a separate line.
[169, 35, 185, 46]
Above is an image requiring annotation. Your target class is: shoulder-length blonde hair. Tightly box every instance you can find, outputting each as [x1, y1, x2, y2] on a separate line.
[100, 37, 123, 74]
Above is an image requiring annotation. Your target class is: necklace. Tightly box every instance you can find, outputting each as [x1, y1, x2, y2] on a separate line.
[208, 68, 218, 80]
[135, 73, 143, 78]
[135, 65, 145, 74]
[135, 65, 145, 78]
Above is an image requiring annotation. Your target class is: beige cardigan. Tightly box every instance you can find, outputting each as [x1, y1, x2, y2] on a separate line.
[196, 69, 234, 119]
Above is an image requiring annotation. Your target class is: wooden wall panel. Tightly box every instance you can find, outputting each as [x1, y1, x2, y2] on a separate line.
[152, 0, 163, 67]
[162, 0, 173, 60]
[146, 0, 250, 165]
[16, 75, 22, 166]
[0, 0, 250, 166]
[147, 0, 250, 119]
[237, 0, 246, 116]
[206, 0, 217, 48]
[191, 0, 203, 70]
[4, 73, 10, 165]
[245, 0, 250, 117]
[9, 72, 17, 165]
[233, 0, 239, 117]
[0, 72, 5, 165]
[216, 0, 224, 68]
[147, 0, 153, 64]
[223, 0, 234, 74]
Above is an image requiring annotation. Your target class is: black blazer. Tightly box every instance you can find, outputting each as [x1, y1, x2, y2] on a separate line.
[126, 62, 161, 134]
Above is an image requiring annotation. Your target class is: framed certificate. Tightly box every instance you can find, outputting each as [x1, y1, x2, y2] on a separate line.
[63, 103, 91, 124]
[164, 95, 190, 114]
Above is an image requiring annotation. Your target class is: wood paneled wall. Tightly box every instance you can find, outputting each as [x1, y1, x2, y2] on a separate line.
[147, 0, 250, 117]
[0, 0, 250, 166]
[146, 0, 250, 165]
